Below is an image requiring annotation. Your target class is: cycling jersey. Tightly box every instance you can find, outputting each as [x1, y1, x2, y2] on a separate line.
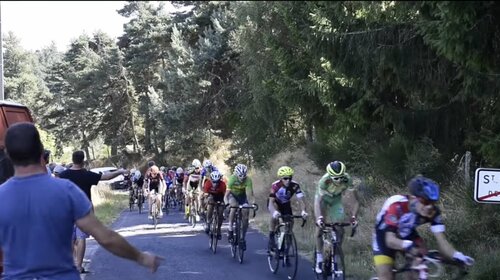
[315, 173, 354, 221]
[269, 180, 304, 204]
[175, 173, 185, 185]
[184, 171, 201, 190]
[372, 195, 444, 265]
[227, 175, 253, 197]
[146, 173, 164, 194]
[203, 180, 227, 195]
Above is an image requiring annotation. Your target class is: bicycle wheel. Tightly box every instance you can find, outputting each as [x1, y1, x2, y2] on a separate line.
[231, 215, 239, 258]
[322, 248, 332, 280]
[138, 194, 143, 214]
[129, 196, 133, 211]
[211, 209, 219, 254]
[238, 217, 246, 263]
[332, 243, 345, 280]
[152, 203, 158, 229]
[267, 229, 280, 274]
[283, 233, 299, 280]
[164, 194, 169, 215]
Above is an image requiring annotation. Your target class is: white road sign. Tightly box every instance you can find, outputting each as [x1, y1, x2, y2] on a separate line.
[474, 168, 500, 204]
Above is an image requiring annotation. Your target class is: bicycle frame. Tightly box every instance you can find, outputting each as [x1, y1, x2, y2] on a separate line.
[276, 215, 306, 250]
[229, 204, 258, 264]
[393, 250, 468, 280]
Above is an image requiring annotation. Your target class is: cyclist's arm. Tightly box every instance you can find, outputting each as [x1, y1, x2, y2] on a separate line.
[433, 231, 456, 259]
[245, 179, 255, 204]
[76, 211, 142, 262]
[314, 194, 326, 219]
[268, 197, 278, 213]
[297, 196, 306, 213]
[384, 231, 409, 251]
[224, 188, 231, 204]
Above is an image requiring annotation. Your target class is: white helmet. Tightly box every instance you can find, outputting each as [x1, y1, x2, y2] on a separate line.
[134, 170, 141, 179]
[210, 170, 222, 182]
[192, 159, 202, 168]
[203, 159, 212, 168]
[234, 164, 248, 179]
[176, 167, 184, 174]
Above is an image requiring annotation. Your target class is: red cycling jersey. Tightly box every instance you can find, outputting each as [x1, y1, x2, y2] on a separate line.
[203, 180, 227, 195]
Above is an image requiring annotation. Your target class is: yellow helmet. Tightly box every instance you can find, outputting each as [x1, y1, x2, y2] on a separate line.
[326, 161, 346, 177]
[277, 166, 294, 178]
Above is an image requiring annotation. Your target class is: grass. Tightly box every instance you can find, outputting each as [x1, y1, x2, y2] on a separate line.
[92, 183, 128, 226]
[249, 148, 500, 280]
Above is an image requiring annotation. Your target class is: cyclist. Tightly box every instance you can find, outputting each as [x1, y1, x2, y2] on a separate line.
[268, 166, 308, 251]
[202, 170, 227, 238]
[373, 175, 474, 280]
[183, 159, 203, 220]
[314, 161, 359, 274]
[144, 165, 166, 219]
[174, 167, 185, 204]
[224, 163, 256, 250]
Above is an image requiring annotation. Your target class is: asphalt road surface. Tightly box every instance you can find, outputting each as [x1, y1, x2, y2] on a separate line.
[83, 203, 318, 280]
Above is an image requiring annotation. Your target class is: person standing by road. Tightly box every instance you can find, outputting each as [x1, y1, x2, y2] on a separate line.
[0, 123, 163, 279]
[59, 150, 127, 274]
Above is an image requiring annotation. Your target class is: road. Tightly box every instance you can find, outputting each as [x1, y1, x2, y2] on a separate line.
[83, 203, 318, 280]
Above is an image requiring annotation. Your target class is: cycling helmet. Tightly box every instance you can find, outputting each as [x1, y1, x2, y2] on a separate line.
[150, 165, 160, 174]
[210, 170, 222, 182]
[408, 175, 440, 202]
[160, 166, 166, 172]
[134, 170, 141, 179]
[171, 166, 177, 171]
[192, 159, 202, 168]
[234, 164, 248, 179]
[326, 161, 346, 177]
[277, 166, 294, 178]
[203, 160, 212, 168]
[176, 167, 184, 174]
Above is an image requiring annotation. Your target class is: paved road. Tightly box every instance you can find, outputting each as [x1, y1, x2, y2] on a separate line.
[83, 204, 317, 280]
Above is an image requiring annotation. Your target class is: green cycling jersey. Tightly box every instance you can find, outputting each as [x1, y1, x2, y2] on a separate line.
[227, 174, 253, 196]
[316, 173, 353, 198]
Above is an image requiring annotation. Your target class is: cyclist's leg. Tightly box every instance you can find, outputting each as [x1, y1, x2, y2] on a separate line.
[373, 228, 397, 280]
[228, 193, 239, 241]
[268, 198, 279, 249]
[205, 194, 214, 233]
[148, 192, 153, 218]
[157, 193, 163, 217]
[184, 190, 191, 219]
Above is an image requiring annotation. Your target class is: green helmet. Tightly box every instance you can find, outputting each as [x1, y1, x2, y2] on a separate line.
[326, 161, 346, 177]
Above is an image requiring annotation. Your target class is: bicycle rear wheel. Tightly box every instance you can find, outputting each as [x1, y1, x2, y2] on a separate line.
[267, 230, 280, 274]
[283, 233, 299, 280]
[322, 249, 332, 280]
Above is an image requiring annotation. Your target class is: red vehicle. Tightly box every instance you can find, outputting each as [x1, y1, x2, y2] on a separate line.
[0, 100, 34, 276]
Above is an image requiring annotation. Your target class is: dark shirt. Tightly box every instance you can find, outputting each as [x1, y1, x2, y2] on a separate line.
[59, 169, 101, 201]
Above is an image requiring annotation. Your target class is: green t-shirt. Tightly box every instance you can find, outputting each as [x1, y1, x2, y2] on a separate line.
[227, 174, 253, 196]
[316, 173, 354, 204]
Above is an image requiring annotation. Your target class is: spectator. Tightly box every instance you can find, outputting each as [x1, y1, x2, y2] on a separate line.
[59, 150, 128, 274]
[0, 123, 162, 279]
[43, 149, 51, 175]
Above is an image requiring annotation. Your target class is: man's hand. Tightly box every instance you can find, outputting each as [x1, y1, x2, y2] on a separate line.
[301, 210, 308, 219]
[350, 215, 358, 226]
[137, 251, 164, 273]
[272, 210, 281, 219]
[316, 216, 325, 228]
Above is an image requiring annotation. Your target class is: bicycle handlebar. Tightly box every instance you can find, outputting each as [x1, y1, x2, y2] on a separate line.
[227, 203, 259, 218]
[323, 222, 357, 237]
[279, 214, 307, 227]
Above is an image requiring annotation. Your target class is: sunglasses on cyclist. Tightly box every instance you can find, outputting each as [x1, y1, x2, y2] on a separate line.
[281, 177, 292, 181]
[331, 176, 347, 183]
[417, 197, 435, 206]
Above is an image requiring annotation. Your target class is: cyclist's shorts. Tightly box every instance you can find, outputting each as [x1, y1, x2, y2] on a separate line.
[189, 181, 199, 190]
[229, 193, 248, 205]
[372, 229, 423, 266]
[322, 195, 344, 221]
[150, 186, 159, 194]
[276, 201, 293, 216]
[73, 225, 89, 240]
[208, 193, 224, 203]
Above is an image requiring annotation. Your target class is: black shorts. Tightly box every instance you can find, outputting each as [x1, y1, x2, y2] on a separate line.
[189, 181, 199, 190]
[208, 193, 225, 203]
[276, 202, 293, 216]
